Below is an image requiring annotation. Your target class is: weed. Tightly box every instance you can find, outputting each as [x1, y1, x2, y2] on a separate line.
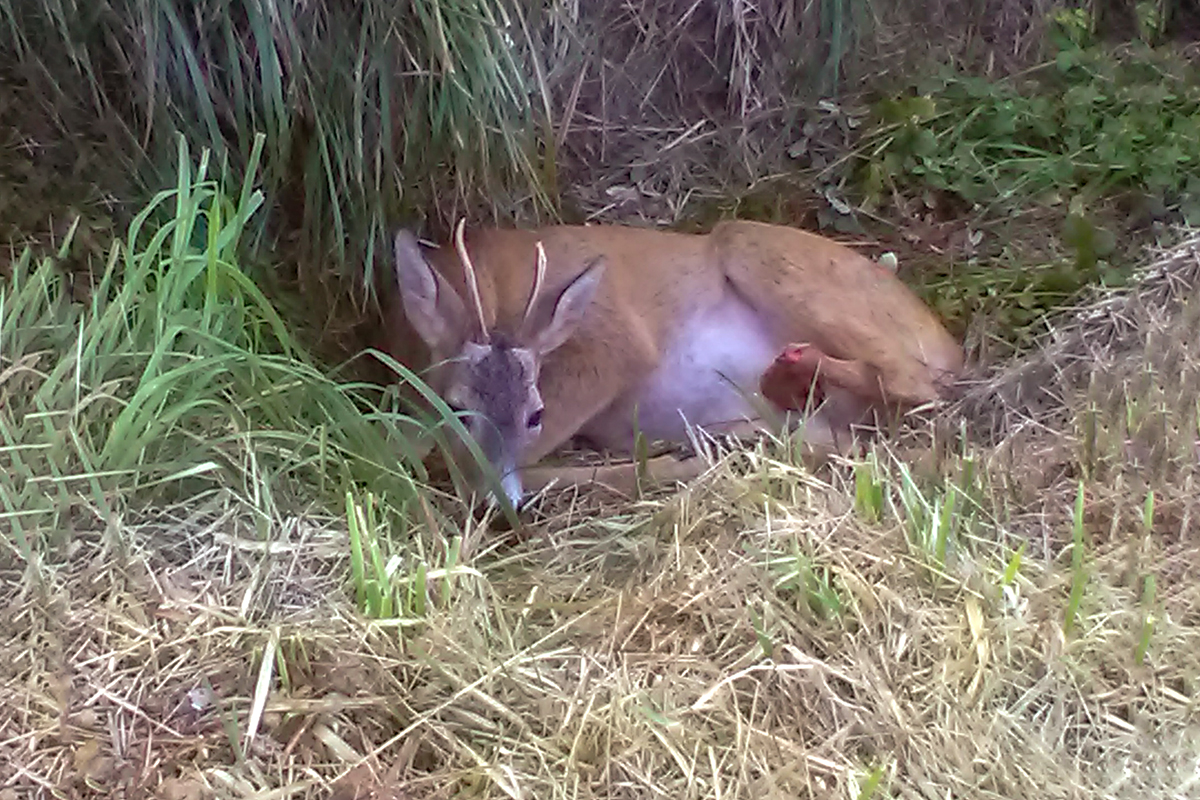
[891, 458, 964, 576]
[1001, 542, 1025, 588]
[853, 452, 886, 524]
[0, 136, 461, 560]
[767, 538, 845, 623]
[859, 48, 1200, 228]
[1064, 481, 1089, 636]
[345, 487, 479, 623]
[1134, 489, 1157, 664]
[855, 761, 889, 800]
[1135, 573, 1157, 665]
[843, 38, 1200, 351]
[749, 604, 776, 658]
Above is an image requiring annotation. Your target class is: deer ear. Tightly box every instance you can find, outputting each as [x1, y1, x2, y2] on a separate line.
[393, 230, 467, 352]
[527, 256, 605, 356]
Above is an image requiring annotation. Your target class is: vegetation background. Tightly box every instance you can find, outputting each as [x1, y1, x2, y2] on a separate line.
[2, 0, 1199, 797]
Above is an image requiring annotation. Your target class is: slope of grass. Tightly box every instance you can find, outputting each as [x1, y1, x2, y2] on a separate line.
[3, 384, 1198, 798]
[4, 4, 1200, 797]
[3, 161, 1199, 795]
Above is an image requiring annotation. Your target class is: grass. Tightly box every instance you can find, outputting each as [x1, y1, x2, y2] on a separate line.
[3, 172, 1200, 797]
[857, 48, 1200, 225]
[9, 163, 1200, 797]
[6, 260, 1200, 795]
[0, 135, 482, 569]
[2, 0, 1190, 378]
[0, 0, 553, 291]
[797, 35, 1200, 359]
[5, 2, 1200, 797]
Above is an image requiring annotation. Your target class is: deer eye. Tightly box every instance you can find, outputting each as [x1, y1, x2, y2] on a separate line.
[527, 407, 544, 429]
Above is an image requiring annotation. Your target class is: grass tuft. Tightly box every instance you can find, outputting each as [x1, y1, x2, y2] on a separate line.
[0, 134, 463, 566]
[1, 0, 552, 285]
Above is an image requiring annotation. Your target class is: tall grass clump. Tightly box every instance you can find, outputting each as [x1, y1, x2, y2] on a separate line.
[1, 0, 551, 287]
[0, 135, 454, 572]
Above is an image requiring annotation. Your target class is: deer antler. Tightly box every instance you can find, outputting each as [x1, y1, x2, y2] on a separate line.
[453, 218, 490, 343]
[521, 240, 548, 329]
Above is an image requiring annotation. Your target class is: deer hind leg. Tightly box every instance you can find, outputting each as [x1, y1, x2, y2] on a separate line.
[518, 409, 866, 501]
[713, 221, 962, 408]
[519, 417, 835, 500]
[518, 387, 867, 503]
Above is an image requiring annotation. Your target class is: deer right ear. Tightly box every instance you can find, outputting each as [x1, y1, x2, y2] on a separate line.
[393, 230, 467, 352]
[528, 256, 606, 356]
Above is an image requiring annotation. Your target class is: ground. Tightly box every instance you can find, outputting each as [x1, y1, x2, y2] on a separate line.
[2, 30, 1200, 800]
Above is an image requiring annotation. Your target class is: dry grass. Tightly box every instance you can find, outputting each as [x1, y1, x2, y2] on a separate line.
[959, 232, 1200, 478]
[5, 236, 1200, 798]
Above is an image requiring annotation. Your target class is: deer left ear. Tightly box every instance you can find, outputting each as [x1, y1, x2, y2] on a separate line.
[393, 229, 468, 353]
[527, 256, 605, 356]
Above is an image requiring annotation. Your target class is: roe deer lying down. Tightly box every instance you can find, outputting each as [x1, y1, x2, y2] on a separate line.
[386, 219, 963, 507]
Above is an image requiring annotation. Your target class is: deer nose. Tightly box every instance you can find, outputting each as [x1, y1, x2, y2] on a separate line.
[499, 470, 524, 510]
[475, 423, 524, 507]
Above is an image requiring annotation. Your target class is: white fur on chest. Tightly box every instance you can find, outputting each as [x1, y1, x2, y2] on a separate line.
[582, 291, 779, 448]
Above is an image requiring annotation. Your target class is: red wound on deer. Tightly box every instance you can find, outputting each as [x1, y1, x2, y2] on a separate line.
[761, 343, 891, 412]
[760, 343, 829, 411]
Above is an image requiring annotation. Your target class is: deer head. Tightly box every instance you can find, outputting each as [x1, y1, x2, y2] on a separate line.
[392, 221, 605, 507]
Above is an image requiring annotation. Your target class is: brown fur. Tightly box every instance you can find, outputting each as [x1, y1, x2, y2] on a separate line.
[384, 220, 963, 502]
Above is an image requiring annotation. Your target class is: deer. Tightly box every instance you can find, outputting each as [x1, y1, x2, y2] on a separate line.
[384, 218, 963, 509]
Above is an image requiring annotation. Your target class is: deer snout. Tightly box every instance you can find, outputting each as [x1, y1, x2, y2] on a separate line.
[471, 420, 526, 510]
[499, 471, 524, 510]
